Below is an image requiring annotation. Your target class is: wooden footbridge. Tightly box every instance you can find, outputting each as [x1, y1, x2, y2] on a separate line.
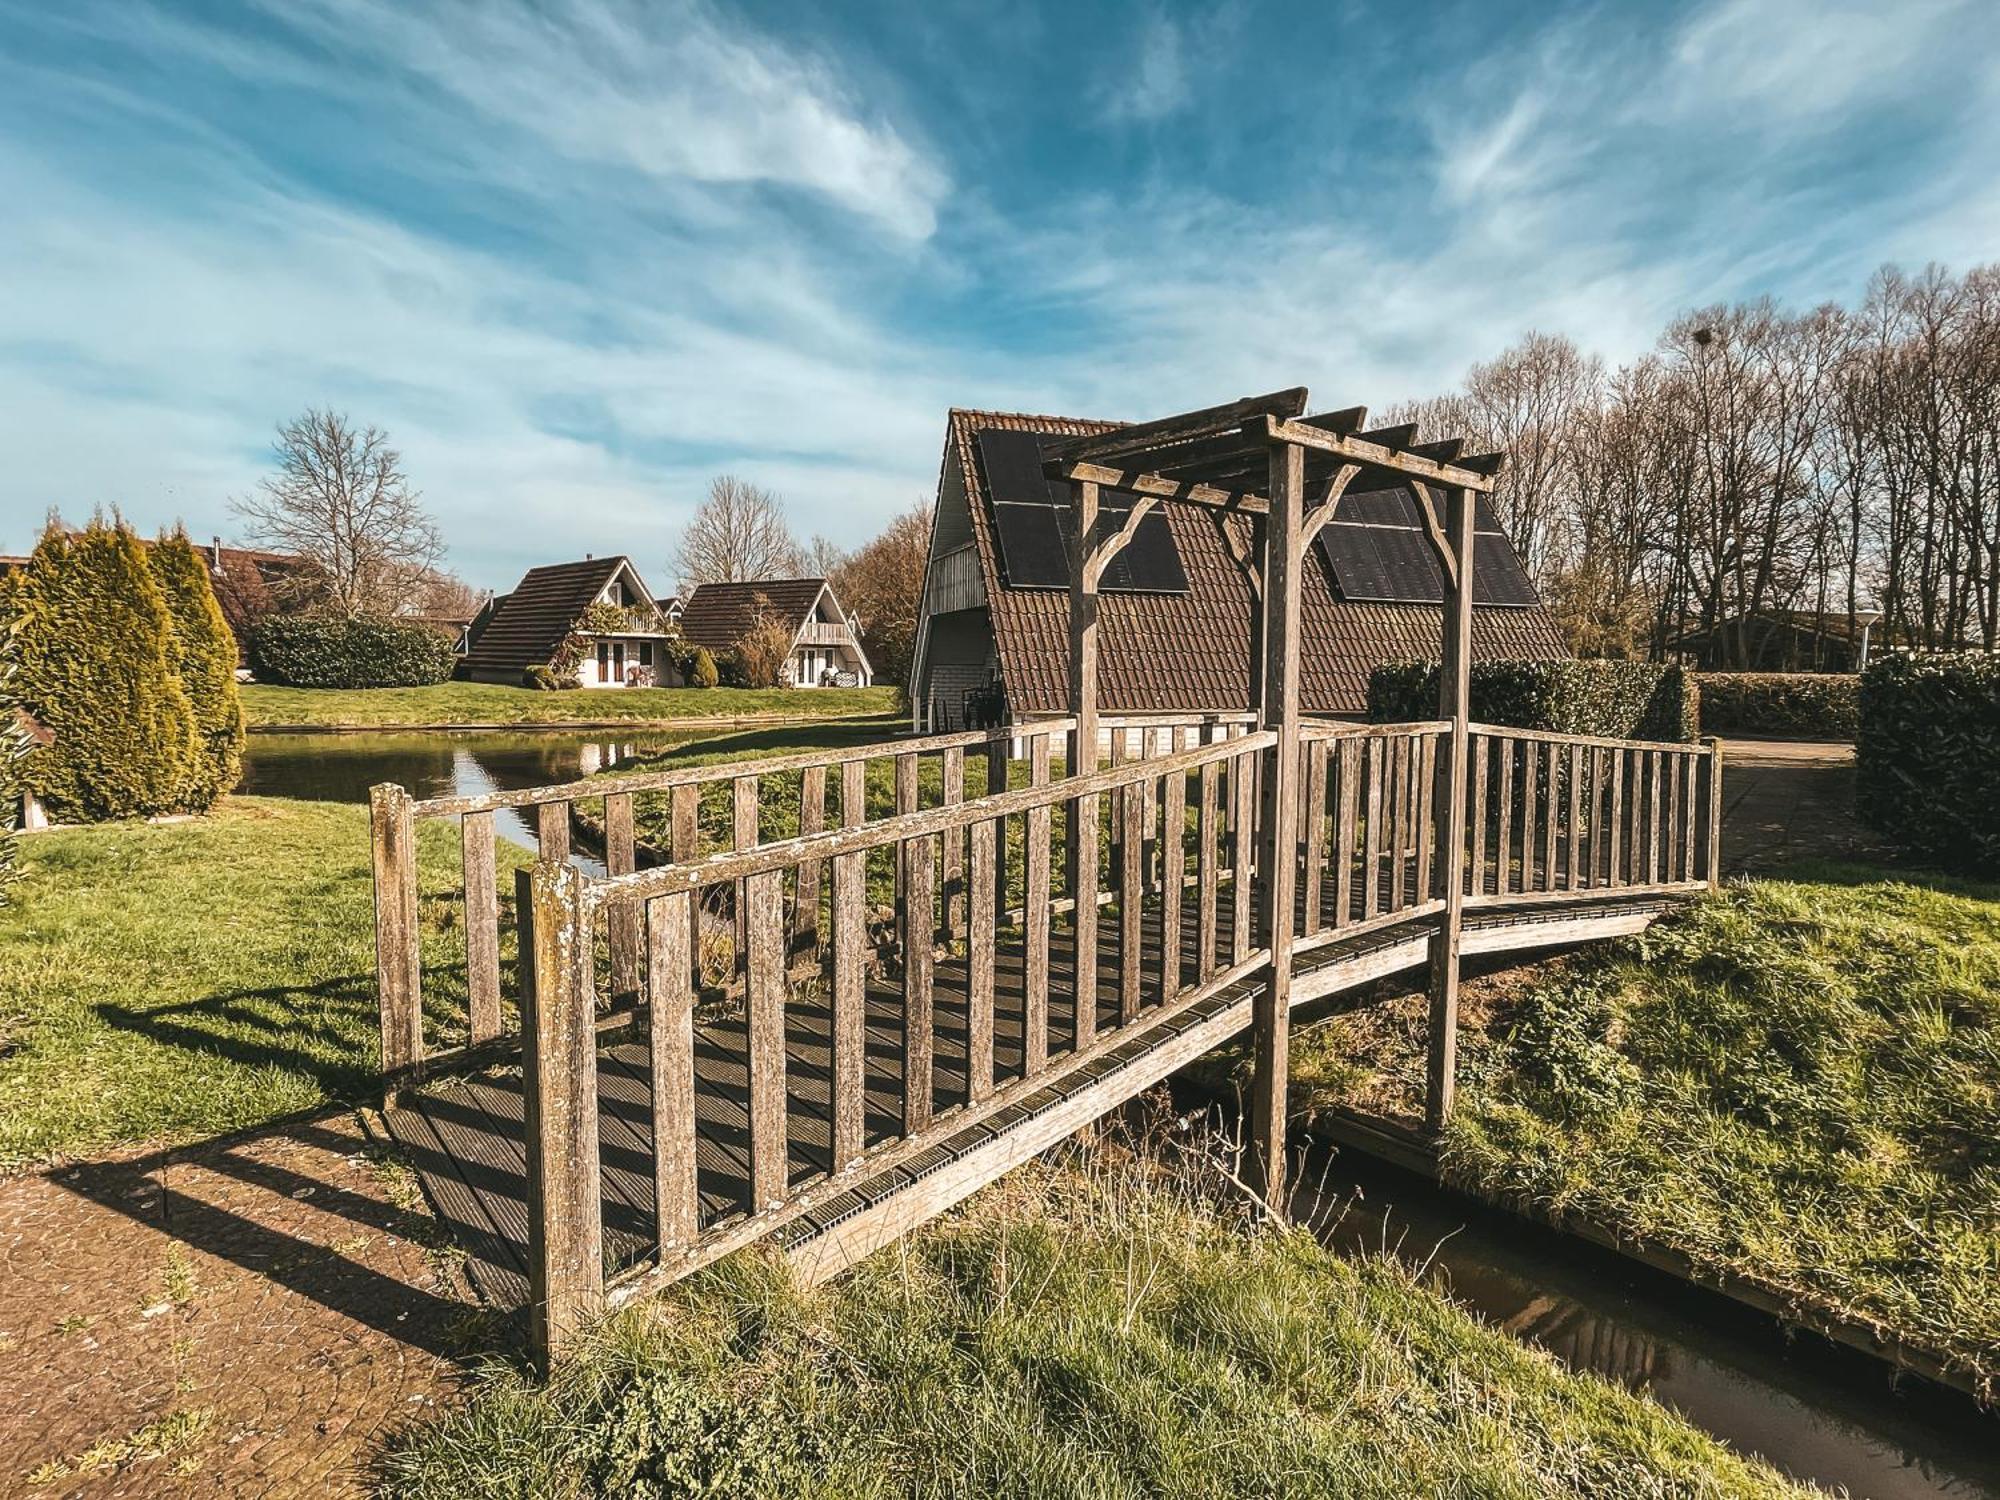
[369, 390, 1722, 1361]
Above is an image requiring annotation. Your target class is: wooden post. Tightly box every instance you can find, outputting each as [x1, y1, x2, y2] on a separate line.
[1067, 477, 1102, 1051]
[831, 761, 867, 1170]
[1249, 439, 1305, 1213]
[648, 890, 698, 1255]
[519, 861, 604, 1366]
[370, 783, 422, 1104]
[1424, 485, 1475, 1137]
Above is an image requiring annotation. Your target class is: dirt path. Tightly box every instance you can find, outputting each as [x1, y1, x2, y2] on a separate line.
[0, 1111, 489, 1498]
[1718, 738, 1893, 873]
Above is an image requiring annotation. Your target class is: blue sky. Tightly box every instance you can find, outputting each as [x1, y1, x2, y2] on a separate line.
[3, 0, 1996, 593]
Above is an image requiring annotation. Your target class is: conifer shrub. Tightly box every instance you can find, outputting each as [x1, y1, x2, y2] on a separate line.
[10, 518, 196, 821]
[247, 615, 456, 688]
[1368, 658, 1698, 742]
[688, 646, 720, 690]
[148, 530, 245, 810]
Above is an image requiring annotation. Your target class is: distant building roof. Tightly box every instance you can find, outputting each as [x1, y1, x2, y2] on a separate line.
[677, 578, 834, 653]
[460, 556, 659, 676]
[921, 408, 1568, 718]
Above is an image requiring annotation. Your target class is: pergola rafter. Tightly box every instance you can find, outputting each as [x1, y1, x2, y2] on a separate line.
[1044, 387, 1503, 1206]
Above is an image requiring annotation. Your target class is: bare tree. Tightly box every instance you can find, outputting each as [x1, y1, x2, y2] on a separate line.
[831, 503, 932, 686]
[805, 533, 850, 578]
[674, 476, 803, 589]
[232, 408, 443, 618]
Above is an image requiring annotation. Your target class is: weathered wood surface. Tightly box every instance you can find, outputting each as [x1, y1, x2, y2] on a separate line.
[387, 875, 1683, 1311]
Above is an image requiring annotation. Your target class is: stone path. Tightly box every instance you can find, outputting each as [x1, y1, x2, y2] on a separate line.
[0, 1110, 491, 1498]
[1716, 738, 1893, 873]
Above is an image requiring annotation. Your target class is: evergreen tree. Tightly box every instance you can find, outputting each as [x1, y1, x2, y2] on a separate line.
[149, 530, 245, 810]
[13, 517, 196, 821]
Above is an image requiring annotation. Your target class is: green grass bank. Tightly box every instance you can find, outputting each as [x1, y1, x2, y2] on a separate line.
[241, 681, 900, 729]
[0, 798, 527, 1167]
[1227, 868, 2000, 1400]
[382, 1153, 1812, 1500]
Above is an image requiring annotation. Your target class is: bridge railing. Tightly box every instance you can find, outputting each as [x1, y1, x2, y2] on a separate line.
[510, 723, 1275, 1349]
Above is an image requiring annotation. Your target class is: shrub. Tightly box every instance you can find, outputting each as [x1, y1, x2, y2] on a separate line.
[148, 530, 245, 810]
[521, 664, 562, 691]
[247, 615, 456, 688]
[1856, 652, 2000, 872]
[688, 646, 720, 689]
[10, 517, 197, 821]
[1368, 658, 1698, 742]
[1695, 673, 1858, 739]
[730, 608, 794, 689]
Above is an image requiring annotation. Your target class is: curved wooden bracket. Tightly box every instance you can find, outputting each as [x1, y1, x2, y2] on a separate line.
[1299, 463, 1362, 548]
[1087, 494, 1160, 570]
[1410, 482, 1462, 590]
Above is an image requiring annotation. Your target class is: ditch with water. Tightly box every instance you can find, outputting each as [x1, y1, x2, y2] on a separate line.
[245, 726, 2000, 1499]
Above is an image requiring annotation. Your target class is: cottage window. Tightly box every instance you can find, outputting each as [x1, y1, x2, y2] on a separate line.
[639, 643, 653, 666]
[596, 642, 610, 682]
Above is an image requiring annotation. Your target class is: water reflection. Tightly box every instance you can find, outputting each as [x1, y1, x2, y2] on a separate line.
[1297, 1150, 2000, 1500]
[240, 728, 715, 871]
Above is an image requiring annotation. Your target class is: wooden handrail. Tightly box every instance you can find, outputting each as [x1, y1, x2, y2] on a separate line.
[1465, 722, 1706, 755]
[407, 718, 1079, 817]
[1301, 718, 1451, 741]
[588, 730, 1277, 907]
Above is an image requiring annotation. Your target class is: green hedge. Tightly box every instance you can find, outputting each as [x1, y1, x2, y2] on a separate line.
[1695, 673, 1858, 739]
[248, 615, 457, 688]
[1857, 653, 2000, 872]
[1368, 659, 1698, 742]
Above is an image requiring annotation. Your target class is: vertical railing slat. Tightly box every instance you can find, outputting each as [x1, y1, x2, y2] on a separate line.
[903, 833, 935, 1133]
[1468, 733, 1489, 900]
[462, 809, 501, 1045]
[648, 889, 697, 1255]
[1160, 736, 1187, 1002]
[1390, 733, 1412, 912]
[1334, 737, 1358, 926]
[1494, 737, 1515, 899]
[1024, 736, 1052, 1075]
[831, 761, 867, 1172]
[605, 792, 641, 1008]
[1647, 750, 1664, 883]
[794, 765, 825, 958]
[1565, 744, 1583, 892]
[1231, 738, 1254, 963]
[1197, 744, 1220, 976]
[1363, 737, 1384, 918]
[968, 817, 997, 1102]
[1301, 738, 1327, 934]
[744, 868, 787, 1211]
[1119, 752, 1145, 1025]
[940, 746, 965, 941]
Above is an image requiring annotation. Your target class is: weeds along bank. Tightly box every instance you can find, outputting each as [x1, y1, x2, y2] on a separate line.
[1229, 869, 2000, 1401]
[382, 1151, 1812, 1500]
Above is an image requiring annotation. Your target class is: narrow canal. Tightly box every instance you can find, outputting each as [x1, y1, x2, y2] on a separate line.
[246, 728, 1999, 1499]
[1283, 1143, 2000, 1500]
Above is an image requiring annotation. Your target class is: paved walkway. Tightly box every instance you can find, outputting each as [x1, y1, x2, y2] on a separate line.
[0, 1111, 487, 1498]
[1717, 738, 1892, 873]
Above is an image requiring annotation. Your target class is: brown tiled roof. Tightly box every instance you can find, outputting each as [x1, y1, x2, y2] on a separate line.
[946, 409, 1569, 717]
[461, 557, 628, 674]
[678, 579, 830, 653]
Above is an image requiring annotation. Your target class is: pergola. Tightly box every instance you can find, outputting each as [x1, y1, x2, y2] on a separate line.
[1039, 386, 1503, 1208]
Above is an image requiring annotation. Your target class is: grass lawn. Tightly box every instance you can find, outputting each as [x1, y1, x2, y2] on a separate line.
[0, 797, 527, 1168]
[382, 1151, 1809, 1500]
[241, 681, 900, 729]
[1237, 865, 2000, 1400]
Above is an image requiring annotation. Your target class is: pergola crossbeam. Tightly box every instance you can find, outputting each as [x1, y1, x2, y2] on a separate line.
[1042, 388, 1308, 466]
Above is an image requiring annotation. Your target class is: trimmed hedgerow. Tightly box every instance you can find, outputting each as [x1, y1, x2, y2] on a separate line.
[10, 517, 197, 821]
[247, 615, 457, 688]
[149, 530, 245, 810]
[1696, 673, 1858, 740]
[1857, 652, 2000, 873]
[1368, 659, 1698, 742]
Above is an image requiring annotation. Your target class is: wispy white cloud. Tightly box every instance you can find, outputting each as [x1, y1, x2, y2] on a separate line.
[1669, 0, 1971, 122]
[1102, 15, 1192, 124]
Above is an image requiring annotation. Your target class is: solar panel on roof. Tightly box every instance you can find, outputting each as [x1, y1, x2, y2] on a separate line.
[976, 427, 1189, 594]
[1316, 485, 1541, 609]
